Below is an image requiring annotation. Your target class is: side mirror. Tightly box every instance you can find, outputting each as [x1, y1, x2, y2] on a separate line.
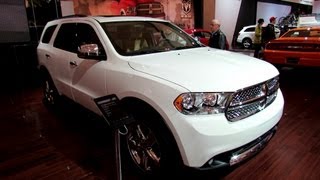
[77, 43, 106, 60]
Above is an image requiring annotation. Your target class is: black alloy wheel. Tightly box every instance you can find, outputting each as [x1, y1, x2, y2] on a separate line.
[122, 101, 182, 177]
[126, 122, 161, 173]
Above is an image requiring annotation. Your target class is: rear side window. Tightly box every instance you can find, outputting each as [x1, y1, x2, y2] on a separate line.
[309, 30, 320, 37]
[245, 27, 255, 32]
[41, 25, 57, 43]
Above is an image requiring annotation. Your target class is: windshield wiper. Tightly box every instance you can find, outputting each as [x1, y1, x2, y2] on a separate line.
[126, 48, 165, 55]
[174, 45, 199, 50]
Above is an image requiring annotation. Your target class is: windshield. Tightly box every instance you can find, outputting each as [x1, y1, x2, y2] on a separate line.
[101, 21, 202, 56]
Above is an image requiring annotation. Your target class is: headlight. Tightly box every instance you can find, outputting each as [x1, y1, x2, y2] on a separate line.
[174, 92, 232, 115]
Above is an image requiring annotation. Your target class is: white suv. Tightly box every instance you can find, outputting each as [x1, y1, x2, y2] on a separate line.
[237, 25, 280, 49]
[37, 16, 284, 176]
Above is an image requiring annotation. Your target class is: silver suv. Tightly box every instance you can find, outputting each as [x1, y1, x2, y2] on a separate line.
[37, 16, 284, 176]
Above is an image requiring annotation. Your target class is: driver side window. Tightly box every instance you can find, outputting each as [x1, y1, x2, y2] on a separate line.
[77, 24, 100, 46]
[76, 23, 106, 58]
[54, 23, 105, 57]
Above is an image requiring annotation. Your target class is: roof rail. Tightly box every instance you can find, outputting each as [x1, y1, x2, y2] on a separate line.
[96, 15, 125, 18]
[60, 14, 88, 19]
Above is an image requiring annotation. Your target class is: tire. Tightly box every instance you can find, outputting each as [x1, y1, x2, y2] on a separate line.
[42, 71, 60, 107]
[122, 101, 182, 177]
[242, 38, 252, 49]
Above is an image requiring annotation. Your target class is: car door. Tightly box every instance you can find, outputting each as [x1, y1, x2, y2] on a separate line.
[69, 23, 108, 114]
[51, 23, 78, 99]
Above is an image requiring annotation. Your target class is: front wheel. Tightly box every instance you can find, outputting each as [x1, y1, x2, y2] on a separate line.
[126, 122, 161, 174]
[122, 102, 182, 177]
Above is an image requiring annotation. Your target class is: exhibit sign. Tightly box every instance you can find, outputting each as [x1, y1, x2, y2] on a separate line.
[94, 94, 134, 129]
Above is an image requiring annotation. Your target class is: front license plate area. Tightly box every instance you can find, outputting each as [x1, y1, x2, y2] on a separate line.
[229, 132, 274, 166]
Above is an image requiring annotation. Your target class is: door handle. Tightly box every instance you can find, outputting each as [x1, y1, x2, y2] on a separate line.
[69, 61, 78, 66]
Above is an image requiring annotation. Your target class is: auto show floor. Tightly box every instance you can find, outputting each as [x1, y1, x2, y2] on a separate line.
[1, 53, 320, 179]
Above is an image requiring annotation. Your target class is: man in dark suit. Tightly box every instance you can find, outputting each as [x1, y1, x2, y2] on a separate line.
[208, 19, 227, 50]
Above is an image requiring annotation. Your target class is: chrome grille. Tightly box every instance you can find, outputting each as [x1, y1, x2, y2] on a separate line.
[266, 76, 279, 94]
[226, 76, 279, 122]
[229, 84, 266, 106]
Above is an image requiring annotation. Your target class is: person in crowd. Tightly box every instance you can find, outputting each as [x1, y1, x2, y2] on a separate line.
[253, 18, 264, 58]
[208, 19, 227, 50]
[262, 16, 277, 46]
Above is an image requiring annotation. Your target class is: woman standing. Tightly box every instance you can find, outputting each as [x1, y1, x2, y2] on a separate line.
[253, 18, 264, 58]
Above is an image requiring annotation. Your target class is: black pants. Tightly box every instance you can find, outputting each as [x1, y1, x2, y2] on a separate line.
[253, 44, 262, 58]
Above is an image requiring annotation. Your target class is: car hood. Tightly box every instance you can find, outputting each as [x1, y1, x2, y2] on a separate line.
[128, 47, 279, 92]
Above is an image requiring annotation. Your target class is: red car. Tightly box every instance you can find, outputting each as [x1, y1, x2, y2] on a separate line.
[263, 26, 320, 67]
[184, 29, 211, 46]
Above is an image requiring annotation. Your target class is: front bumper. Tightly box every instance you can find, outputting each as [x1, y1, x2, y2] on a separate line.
[195, 124, 277, 170]
[169, 89, 284, 168]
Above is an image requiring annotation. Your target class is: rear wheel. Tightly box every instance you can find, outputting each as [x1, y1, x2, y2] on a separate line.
[42, 72, 60, 107]
[242, 38, 252, 49]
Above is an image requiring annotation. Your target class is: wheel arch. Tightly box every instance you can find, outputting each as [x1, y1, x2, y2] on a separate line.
[39, 65, 52, 82]
[38, 65, 60, 96]
[39, 65, 49, 76]
[120, 96, 183, 163]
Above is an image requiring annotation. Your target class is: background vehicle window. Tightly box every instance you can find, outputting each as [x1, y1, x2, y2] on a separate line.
[245, 27, 255, 32]
[41, 25, 57, 44]
[284, 30, 310, 37]
[309, 30, 320, 37]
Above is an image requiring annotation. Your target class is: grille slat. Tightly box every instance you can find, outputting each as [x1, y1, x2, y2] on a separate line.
[230, 84, 266, 106]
